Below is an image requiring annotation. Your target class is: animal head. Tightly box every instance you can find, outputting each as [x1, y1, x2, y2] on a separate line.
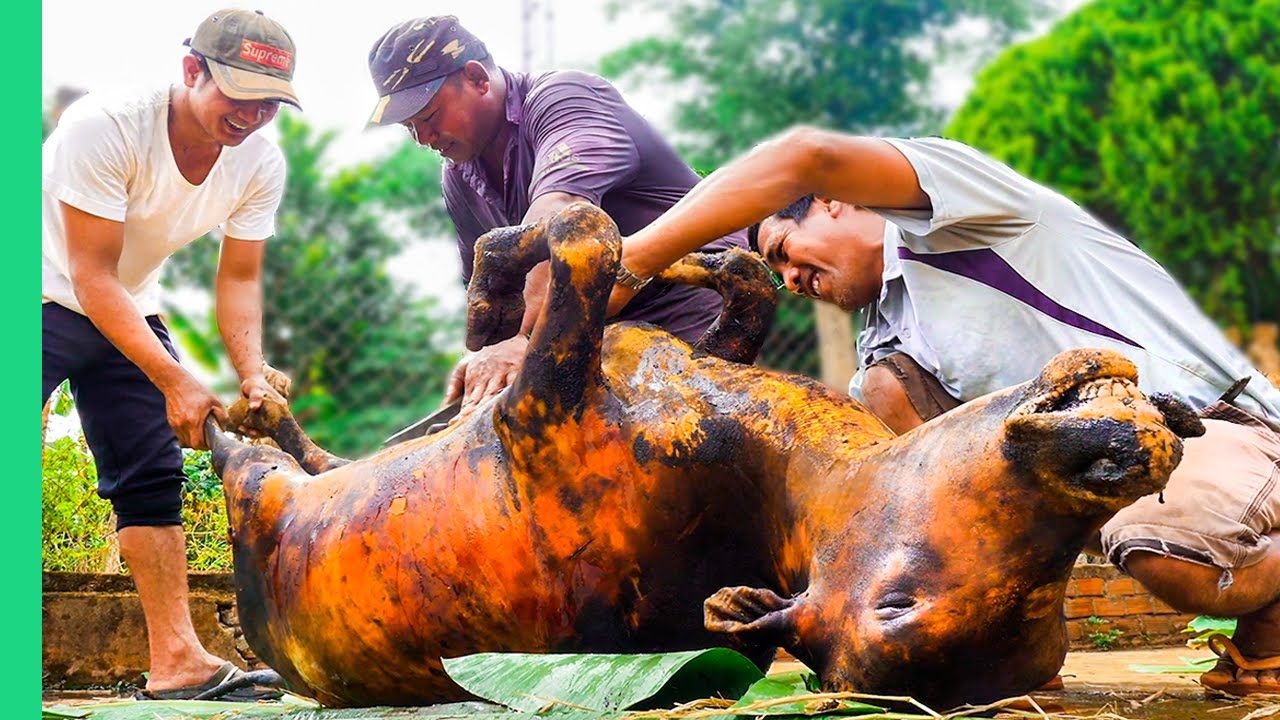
[707, 348, 1202, 708]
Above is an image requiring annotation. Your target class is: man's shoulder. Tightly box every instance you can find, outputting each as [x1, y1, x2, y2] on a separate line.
[218, 133, 285, 184]
[527, 69, 620, 103]
[56, 87, 165, 135]
[73, 87, 167, 123]
[440, 160, 470, 193]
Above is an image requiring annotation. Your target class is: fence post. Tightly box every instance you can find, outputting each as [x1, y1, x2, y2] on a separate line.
[814, 303, 857, 391]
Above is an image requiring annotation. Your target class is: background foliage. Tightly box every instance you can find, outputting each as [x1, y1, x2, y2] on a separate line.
[601, 0, 1048, 170]
[947, 0, 1280, 329]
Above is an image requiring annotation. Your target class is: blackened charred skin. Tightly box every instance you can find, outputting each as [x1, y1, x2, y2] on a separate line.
[1150, 393, 1206, 438]
[212, 201, 1190, 709]
[657, 249, 777, 364]
[500, 204, 620, 445]
[1004, 416, 1166, 514]
[228, 398, 350, 474]
[467, 222, 551, 351]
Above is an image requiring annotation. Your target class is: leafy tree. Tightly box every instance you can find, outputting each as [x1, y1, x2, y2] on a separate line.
[166, 114, 463, 456]
[947, 0, 1280, 329]
[600, 0, 1048, 170]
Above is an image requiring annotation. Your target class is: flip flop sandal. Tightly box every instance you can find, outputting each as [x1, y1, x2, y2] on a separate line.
[133, 662, 283, 702]
[1199, 634, 1280, 697]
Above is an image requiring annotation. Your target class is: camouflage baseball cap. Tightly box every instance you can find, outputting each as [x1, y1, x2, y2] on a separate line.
[184, 8, 301, 108]
[366, 15, 489, 126]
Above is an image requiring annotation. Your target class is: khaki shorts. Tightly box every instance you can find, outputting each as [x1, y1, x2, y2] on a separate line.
[1101, 403, 1280, 574]
[867, 352, 962, 422]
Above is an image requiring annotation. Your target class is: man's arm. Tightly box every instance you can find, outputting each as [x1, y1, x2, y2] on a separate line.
[446, 190, 589, 412]
[621, 127, 930, 282]
[215, 236, 283, 411]
[62, 201, 226, 449]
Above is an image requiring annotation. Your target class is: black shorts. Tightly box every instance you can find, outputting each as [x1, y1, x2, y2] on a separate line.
[42, 302, 185, 529]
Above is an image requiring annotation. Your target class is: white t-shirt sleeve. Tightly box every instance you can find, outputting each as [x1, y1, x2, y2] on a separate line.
[41, 101, 134, 223]
[871, 137, 1041, 242]
[224, 144, 285, 241]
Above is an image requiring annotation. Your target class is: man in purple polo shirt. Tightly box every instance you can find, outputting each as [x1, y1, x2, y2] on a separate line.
[366, 15, 746, 413]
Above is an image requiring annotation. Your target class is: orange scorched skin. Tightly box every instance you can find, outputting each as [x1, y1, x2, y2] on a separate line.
[211, 204, 1200, 709]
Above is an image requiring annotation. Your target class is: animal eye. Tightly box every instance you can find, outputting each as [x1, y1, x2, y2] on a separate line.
[875, 592, 917, 618]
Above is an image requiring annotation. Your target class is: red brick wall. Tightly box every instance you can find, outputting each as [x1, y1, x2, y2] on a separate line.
[1065, 563, 1197, 650]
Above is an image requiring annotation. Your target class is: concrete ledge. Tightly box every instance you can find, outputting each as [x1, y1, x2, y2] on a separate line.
[42, 572, 262, 688]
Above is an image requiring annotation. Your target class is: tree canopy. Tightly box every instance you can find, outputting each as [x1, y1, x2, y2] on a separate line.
[601, 0, 1048, 170]
[947, 0, 1280, 328]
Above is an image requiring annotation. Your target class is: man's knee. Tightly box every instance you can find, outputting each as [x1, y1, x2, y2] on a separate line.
[862, 353, 961, 434]
[112, 484, 184, 530]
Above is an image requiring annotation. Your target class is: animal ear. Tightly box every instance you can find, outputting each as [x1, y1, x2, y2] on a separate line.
[704, 586, 797, 642]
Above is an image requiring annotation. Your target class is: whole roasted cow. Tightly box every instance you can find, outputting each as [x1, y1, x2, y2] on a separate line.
[210, 204, 1202, 708]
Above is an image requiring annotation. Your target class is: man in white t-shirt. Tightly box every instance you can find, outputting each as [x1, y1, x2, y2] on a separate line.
[42, 8, 300, 701]
[614, 127, 1280, 695]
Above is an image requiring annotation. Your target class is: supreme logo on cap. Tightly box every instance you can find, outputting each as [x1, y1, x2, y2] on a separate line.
[240, 40, 293, 71]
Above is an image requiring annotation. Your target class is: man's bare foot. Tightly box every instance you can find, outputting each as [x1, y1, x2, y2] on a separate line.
[144, 652, 227, 693]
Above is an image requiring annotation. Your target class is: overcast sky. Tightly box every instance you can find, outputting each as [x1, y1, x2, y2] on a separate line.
[41, 0, 1080, 416]
[42, 0, 1086, 165]
[42, 0, 665, 166]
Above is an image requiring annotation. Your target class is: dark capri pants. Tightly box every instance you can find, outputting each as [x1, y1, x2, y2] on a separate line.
[42, 302, 186, 529]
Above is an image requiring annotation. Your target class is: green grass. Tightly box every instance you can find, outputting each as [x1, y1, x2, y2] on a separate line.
[42, 435, 232, 573]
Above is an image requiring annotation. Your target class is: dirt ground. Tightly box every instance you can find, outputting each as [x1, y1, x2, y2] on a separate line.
[43, 647, 1280, 719]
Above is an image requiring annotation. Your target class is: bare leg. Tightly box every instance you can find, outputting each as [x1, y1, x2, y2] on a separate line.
[117, 525, 226, 692]
[1125, 537, 1280, 691]
[860, 364, 925, 435]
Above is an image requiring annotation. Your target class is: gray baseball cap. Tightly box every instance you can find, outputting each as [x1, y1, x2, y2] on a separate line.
[185, 8, 301, 108]
[366, 15, 489, 126]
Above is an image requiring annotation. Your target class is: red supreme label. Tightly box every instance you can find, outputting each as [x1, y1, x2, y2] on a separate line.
[240, 40, 293, 71]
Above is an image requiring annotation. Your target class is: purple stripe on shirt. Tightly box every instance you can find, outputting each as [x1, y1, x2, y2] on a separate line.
[897, 246, 1143, 349]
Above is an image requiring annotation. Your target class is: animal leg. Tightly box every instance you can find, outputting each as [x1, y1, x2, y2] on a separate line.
[465, 222, 552, 351]
[227, 397, 350, 475]
[466, 204, 620, 438]
[657, 248, 777, 364]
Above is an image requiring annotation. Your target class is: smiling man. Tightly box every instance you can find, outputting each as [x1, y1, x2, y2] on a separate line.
[365, 15, 746, 417]
[42, 8, 299, 701]
[615, 126, 1280, 696]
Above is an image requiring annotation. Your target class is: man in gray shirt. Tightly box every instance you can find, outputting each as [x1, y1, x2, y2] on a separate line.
[615, 126, 1280, 695]
[366, 16, 745, 414]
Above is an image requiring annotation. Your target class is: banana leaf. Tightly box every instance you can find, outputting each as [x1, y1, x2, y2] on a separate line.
[714, 673, 884, 717]
[43, 707, 91, 719]
[1129, 656, 1217, 674]
[442, 649, 765, 714]
[38, 699, 525, 720]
